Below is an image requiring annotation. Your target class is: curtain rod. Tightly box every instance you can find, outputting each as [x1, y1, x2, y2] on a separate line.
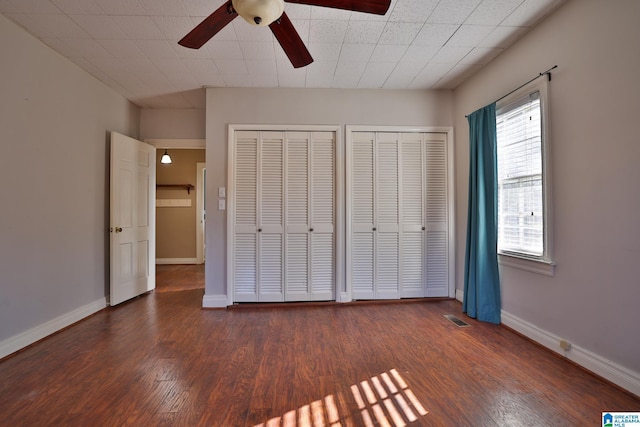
[465, 65, 558, 118]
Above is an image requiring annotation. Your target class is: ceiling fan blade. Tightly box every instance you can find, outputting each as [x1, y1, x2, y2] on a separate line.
[269, 12, 313, 68]
[178, 1, 237, 49]
[284, 0, 391, 15]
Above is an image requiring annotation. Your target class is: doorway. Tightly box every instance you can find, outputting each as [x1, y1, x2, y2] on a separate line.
[145, 139, 205, 266]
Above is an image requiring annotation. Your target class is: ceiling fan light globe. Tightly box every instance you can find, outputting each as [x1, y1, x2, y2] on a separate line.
[232, 0, 284, 26]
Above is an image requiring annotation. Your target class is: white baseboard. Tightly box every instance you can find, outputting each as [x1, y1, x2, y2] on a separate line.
[202, 294, 228, 308]
[455, 289, 639, 396]
[0, 298, 106, 359]
[501, 310, 640, 397]
[156, 258, 197, 265]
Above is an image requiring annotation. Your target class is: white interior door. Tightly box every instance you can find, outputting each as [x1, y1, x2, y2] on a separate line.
[110, 132, 156, 306]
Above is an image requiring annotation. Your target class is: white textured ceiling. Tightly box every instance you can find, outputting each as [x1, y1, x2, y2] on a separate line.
[1, 0, 565, 108]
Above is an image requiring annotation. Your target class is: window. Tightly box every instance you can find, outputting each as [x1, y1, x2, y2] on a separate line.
[496, 80, 553, 272]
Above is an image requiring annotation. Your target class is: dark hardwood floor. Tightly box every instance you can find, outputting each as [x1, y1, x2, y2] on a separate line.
[0, 265, 637, 426]
[155, 263, 205, 292]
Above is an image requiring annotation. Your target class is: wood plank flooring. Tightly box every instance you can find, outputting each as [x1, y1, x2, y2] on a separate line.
[0, 265, 637, 426]
[155, 264, 205, 292]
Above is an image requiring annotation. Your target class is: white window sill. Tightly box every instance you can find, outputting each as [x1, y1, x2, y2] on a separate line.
[498, 253, 555, 276]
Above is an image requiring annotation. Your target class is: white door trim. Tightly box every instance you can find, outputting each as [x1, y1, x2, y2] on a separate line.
[196, 162, 206, 264]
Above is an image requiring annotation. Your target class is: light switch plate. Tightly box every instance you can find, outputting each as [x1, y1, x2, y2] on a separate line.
[218, 199, 226, 210]
[218, 187, 226, 198]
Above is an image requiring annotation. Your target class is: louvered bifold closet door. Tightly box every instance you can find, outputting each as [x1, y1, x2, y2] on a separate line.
[232, 131, 285, 303]
[350, 132, 400, 300]
[375, 133, 401, 299]
[285, 132, 310, 301]
[399, 133, 426, 298]
[309, 132, 335, 301]
[258, 132, 285, 302]
[284, 132, 335, 301]
[233, 132, 259, 301]
[424, 134, 449, 297]
[349, 130, 450, 301]
[351, 133, 376, 299]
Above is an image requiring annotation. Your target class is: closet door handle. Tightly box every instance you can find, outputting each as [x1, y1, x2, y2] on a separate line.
[258, 228, 262, 232]
[422, 226, 426, 231]
[309, 228, 314, 232]
[372, 227, 377, 231]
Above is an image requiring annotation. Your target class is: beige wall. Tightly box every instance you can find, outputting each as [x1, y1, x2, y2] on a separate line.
[140, 108, 205, 140]
[0, 14, 140, 345]
[454, 0, 640, 379]
[156, 149, 205, 260]
[204, 87, 454, 304]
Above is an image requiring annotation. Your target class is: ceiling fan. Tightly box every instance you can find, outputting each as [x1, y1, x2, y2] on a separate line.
[178, 0, 392, 68]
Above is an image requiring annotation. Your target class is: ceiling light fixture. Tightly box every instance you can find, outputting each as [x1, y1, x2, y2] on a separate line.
[160, 149, 172, 164]
[232, 0, 284, 26]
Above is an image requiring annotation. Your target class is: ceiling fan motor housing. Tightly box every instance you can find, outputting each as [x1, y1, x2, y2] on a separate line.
[232, 0, 285, 26]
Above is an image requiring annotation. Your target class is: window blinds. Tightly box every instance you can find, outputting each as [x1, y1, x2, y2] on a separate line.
[496, 91, 543, 256]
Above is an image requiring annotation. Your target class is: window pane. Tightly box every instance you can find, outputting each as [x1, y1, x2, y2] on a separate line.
[497, 95, 543, 256]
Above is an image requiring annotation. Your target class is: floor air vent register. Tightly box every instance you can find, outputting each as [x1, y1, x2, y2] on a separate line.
[443, 314, 470, 327]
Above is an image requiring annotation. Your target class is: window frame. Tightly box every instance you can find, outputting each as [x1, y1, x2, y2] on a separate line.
[495, 78, 555, 276]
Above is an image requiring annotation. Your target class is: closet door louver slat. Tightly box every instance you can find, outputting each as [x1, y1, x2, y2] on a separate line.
[352, 234, 374, 299]
[260, 234, 283, 301]
[234, 234, 257, 299]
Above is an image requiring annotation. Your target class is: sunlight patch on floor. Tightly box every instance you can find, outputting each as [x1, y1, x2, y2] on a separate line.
[253, 368, 428, 427]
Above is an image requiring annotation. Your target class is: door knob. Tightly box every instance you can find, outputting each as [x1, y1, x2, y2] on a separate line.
[115, 227, 123, 233]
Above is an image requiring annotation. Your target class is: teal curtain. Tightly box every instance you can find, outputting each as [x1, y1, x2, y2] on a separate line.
[463, 103, 501, 324]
